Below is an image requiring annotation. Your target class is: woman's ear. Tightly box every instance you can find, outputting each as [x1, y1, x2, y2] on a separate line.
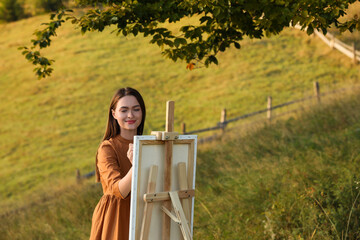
[111, 109, 116, 119]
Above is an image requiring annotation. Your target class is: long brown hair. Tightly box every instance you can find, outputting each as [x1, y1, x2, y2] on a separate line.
[96, 87, 146, 182]
[103, 87, 146, 140]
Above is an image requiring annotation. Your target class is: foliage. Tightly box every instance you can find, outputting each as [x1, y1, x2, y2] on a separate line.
[35, 0, 67, 13]
[0, 0, 25, 22]
[19, 9, 72, 79]
[21, 0, 360, 79]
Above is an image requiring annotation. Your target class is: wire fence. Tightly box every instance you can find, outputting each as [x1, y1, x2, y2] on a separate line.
[77, 81, 359, 180]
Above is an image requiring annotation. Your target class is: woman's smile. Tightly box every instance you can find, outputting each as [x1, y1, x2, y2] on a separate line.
[112, 95, 143, 138]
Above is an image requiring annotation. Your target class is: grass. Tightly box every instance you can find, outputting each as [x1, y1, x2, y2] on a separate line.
[193, 91, 360, 239]
[0, 4, 360, 239]
[1, 86, 359, 240]
[1, 10, 360, 212]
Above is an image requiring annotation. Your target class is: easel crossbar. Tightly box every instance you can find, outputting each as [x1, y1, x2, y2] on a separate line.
[143, 189, 195, 203]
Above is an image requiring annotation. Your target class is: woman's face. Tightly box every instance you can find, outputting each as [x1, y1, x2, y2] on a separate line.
[112, 95, 143, 133]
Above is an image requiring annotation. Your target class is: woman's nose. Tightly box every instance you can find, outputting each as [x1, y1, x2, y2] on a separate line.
[128, 111, 134, 118]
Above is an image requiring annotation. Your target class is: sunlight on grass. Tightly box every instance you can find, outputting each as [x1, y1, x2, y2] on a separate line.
[1, 6, 360, 239]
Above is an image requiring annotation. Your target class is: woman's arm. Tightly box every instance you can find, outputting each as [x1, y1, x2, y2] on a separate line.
[118, 167, 132, 198]
[97, 142, 133, 199]
[118, 143, 134, 197]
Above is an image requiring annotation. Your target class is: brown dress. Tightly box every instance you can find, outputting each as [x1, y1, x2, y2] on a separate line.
[90, 135, 133, 240]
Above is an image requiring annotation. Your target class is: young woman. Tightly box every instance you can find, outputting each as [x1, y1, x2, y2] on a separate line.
[90, 87, 146, 240]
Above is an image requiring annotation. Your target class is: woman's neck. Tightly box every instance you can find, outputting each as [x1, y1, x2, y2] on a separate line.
[120, 129, 137, 140]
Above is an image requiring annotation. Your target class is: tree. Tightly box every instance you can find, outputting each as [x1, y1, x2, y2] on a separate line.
[0, 0, 25, 22]
[20, 0, 360, 79]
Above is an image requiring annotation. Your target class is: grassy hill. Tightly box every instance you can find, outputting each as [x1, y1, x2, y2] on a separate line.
[0, 8, 360, 239]
[1, 85, 359, 240]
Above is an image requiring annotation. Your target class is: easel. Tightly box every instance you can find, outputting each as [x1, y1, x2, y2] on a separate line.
[139, 101, 195, 240]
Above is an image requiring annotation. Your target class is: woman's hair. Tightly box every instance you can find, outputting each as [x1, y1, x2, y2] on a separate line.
[103, 87, 146, 141]
[96, 87, 146, 182]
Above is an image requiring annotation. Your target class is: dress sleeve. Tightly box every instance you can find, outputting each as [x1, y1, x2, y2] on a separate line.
[97, 141, 125, 199]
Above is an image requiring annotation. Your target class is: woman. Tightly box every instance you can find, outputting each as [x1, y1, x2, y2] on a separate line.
[90, 87, 146, 240]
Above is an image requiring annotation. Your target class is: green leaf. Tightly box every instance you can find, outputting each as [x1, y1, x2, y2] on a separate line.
[219, 42, 227, 52]
[208, 55, 218, 65]
[180, 26, 190, 32]
[306, 24, 314, 35]
[214, 7, 221, 17]
[153, 34, 161, 40]
[164, 40, 173, 47]
[133, 28, 138, 36]
[157, 39, 163, 47]
[174, 38, 181, 48]
[179, 38, 187, 45]
[174, 38, 187, 48]
[25, 52, 33, 60]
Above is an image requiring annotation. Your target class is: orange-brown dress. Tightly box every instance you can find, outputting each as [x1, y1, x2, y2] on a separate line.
[90, 135, 133, 240]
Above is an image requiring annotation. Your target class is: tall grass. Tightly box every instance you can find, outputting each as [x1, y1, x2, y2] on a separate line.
[0, 183, 101, 240]
[1, 90, 359, 239]
[194, 90, 360, 239]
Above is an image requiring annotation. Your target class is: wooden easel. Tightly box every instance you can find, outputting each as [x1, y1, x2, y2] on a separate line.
[139, 101, 195, 240]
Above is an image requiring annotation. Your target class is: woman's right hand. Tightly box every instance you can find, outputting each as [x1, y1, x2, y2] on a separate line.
[127, 143, 133, 164]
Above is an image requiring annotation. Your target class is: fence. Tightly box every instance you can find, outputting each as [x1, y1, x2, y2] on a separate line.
[180, 81, 323, 139]
[294, 24, 360, 64]
[77, 81, 357, 181]
[314, 30, 360, 64]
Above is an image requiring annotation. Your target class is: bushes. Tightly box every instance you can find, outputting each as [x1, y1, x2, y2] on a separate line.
[0, 0, 68, 22]
[35, 0, 67, 13]
[0, 0, 25, 22]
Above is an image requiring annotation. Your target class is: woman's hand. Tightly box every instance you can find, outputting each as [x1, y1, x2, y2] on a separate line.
[127, 143, 133, 164]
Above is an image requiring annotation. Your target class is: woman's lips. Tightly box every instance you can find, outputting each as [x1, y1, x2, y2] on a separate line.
[126, 120, 136, 124]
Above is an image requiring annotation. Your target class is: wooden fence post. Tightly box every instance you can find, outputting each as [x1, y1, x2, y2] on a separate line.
[220, 108, 227, 132]
[267, 96, 272, 122]
[313, 81, 320, 103]
[353, 42, 357, 64]
[181, 122, 186, 134]
[76, 169, 81, 184]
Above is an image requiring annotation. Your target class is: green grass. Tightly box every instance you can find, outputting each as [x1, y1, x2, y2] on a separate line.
[1, 85, 359, 240]
[1, 10, 360, 213]
[194, 91, 360, 239]
[1, 6, 360, 238]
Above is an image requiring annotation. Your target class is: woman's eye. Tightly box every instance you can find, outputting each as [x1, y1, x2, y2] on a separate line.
[134, 108, 140, 112]
[121, 109, 127, 113]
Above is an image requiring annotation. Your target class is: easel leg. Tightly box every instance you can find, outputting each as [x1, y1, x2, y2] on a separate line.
[162, 140, 173, 240]
[169, 191, 192, 240]
[178, 162, 191, 223]
[140, 165, 158, 240]
[162, 100, 175, 240]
